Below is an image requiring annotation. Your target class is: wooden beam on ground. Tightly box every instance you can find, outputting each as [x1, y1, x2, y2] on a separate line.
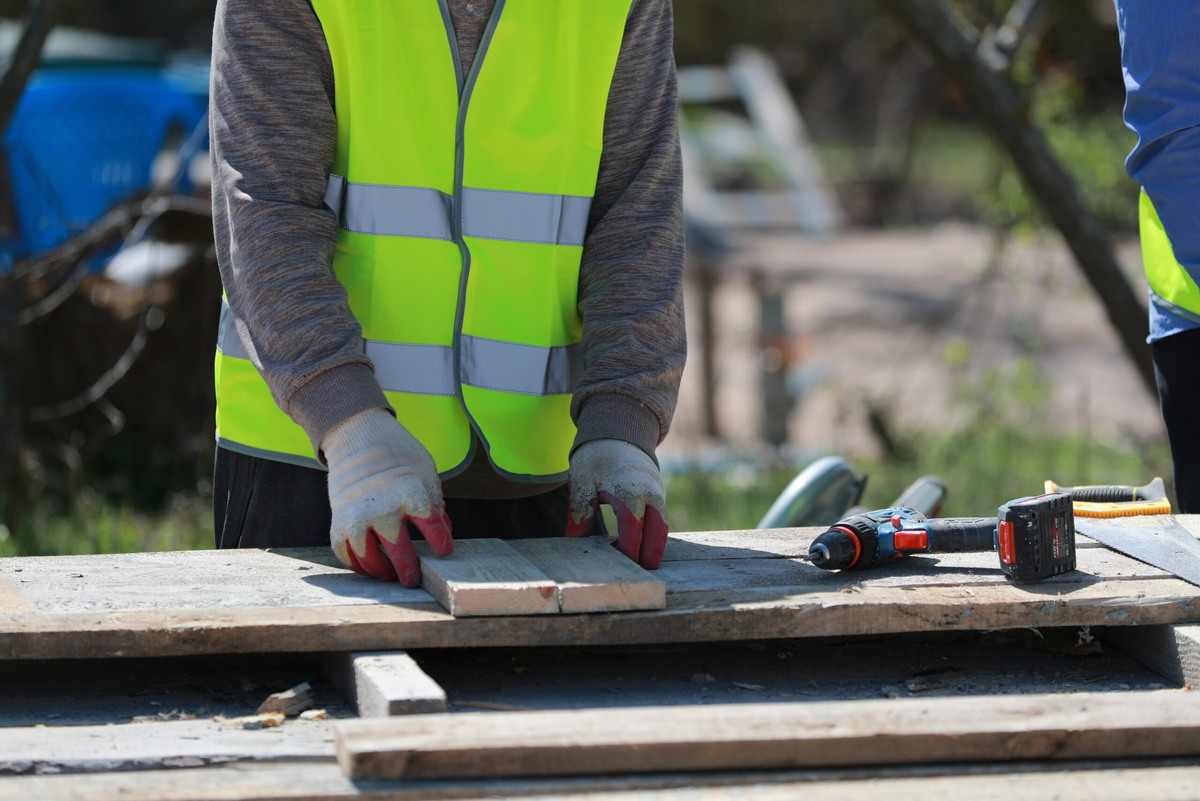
[0, 718, 332, 775]
[412, 539, 558, 617]
[9, 761, 1200, 801]
[319, 651, 447, 717]
[1101, 624, 1200, 687]
[336, 690, 1200, 781]
[512, 537, 666, 614]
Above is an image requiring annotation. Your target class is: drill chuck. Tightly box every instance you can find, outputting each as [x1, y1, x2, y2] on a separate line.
[805, 515, 884, 570]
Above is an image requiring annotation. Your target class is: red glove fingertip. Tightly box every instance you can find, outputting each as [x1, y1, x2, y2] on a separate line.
[349, 534, 399, 581]
[420, 508, 455, 557]
[638, 505, 669, 569]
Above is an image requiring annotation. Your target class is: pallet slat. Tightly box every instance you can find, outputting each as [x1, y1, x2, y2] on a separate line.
[319, 651, 447, 717]
[336, 690, 1200, 781]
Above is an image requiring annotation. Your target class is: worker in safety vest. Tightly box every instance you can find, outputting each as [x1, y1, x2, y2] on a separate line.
[1115, 2, 1200, 512]
[208, 0, 686, 585]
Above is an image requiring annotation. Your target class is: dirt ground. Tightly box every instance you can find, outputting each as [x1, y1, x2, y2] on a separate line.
[662, 224, 1161, 462]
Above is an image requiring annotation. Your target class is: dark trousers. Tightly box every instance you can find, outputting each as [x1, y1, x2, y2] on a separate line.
[1153, 328, 1200, 513]
[213, 447, 569, 549]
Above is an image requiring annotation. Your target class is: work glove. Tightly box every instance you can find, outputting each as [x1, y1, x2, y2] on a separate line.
[566, 439, 669, 569]
[322, 408, 453, 586]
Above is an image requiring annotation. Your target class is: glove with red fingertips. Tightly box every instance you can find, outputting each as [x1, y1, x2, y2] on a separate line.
[566, 438, 669, 568]
[321, 408, 453, 586]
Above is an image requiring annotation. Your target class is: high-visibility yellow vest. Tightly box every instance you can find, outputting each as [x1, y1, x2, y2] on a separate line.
[1140, 190, 1200, 324]
[214, 0, 633, 481]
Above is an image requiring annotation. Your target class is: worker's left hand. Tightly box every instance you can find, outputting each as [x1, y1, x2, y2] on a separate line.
[566, 439, 669, 568]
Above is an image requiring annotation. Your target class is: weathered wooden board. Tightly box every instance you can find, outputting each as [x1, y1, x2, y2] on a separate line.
[0, 717, 334, 774]
[514, 537, 666, 614]
[411, 538, 665, 617]
[7, 760, 1200, 801]
[336, 690, 1200, 781]
[7, 761, 1200, 801]
[1, 521, 1199, 660]
[319, 651, 447, 718]
[413, 539, 559, 617]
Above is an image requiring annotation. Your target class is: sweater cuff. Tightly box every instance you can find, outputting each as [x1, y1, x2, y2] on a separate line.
[572, 394, 663, 466]
[286, 362, 391, 464]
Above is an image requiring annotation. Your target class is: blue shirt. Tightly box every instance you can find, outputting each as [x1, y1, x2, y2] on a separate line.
[1115, 1, 1200, 342]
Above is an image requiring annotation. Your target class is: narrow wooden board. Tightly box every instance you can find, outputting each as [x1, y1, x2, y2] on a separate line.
[512, 537, 666, 613]
[0, 718, 333, 774]
[320, 650, 447, 717]
[413, 539, 559, 617]
[336, 690, 1200, 781]
[9, 761, 1200, 801]
[9, 760, 1200, 801]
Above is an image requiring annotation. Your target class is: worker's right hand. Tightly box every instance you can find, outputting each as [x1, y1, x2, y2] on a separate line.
[321, 408, 453, 586]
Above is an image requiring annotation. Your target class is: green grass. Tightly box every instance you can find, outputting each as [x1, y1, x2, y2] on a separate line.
[0, 489, 213, 558]
[666, 428, 1170, 535]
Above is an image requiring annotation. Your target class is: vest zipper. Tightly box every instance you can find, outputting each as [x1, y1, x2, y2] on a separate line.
[445, 0, 507, 461]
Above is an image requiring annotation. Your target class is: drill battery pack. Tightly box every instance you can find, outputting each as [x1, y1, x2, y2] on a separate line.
[997, 492, 1076, 582]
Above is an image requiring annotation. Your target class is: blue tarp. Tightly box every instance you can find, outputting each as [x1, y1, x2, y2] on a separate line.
[1, 61, 208, 272]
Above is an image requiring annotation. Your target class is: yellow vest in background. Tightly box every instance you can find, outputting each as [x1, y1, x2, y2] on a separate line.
[214, 0, 633, 480]
[1140, 190, 1200, 323]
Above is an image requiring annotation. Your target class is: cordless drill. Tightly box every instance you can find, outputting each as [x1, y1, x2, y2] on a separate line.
[803, 492, 1076, 582]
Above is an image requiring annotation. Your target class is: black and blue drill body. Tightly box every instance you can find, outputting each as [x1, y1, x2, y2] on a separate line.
[804, 493, 1075, 582]
[805, 507, 995, 570]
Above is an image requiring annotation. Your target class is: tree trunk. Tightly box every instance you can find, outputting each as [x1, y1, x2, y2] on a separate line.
[0, 0, 66, 536]
[879, 0, 1155, 398]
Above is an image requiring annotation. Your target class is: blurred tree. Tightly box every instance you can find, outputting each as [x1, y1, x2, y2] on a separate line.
[1, 0, 214, 49]
[0, 0, 65, 537]
[877, 0, 1152, 398]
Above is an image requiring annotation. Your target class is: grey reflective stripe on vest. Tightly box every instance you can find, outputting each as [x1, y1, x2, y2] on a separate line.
[1151, 289, 1200, 326]
[218, 301, 578, 397]
[217, 300, 249, 360]
[461, 335, 581, 395]
[462, 186, 590, 246]
[323, 174, 591, 247]
[366, 340, 457, 395]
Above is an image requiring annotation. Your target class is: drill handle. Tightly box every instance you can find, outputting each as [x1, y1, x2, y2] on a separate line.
[926, 517, 997, 553]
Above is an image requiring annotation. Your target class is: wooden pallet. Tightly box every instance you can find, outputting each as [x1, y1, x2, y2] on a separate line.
[5, 519, 1200, 800]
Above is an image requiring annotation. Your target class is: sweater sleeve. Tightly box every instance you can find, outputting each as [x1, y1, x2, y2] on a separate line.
[210, 0, 389, 460]
[570, 0, 687, 463]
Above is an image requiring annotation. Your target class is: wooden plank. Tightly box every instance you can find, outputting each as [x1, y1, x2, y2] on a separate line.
[8, 761, 1200, 801]
[511, 537, 666, 614]
[2, 573, 1199, 660]
[336, 690, 1200, 781]
[0, 547, 431, 614]
[1, 524, 1199, 660]
[1102, 624, 1200, 687]
[413, 539, 559, 617]
[320, 651, 447, 717]
[0, 528, 1174, 617]
[0, 718, 333, 774]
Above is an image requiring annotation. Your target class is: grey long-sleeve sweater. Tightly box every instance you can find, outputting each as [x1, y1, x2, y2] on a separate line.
[209, 0, 685, 499]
